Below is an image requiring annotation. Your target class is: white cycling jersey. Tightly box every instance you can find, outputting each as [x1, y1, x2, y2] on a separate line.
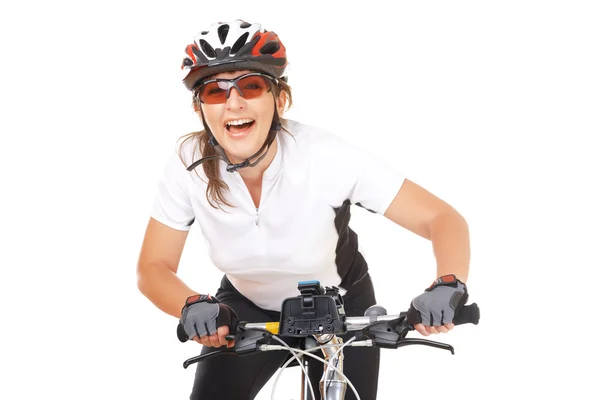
[151, 119, 405, 310]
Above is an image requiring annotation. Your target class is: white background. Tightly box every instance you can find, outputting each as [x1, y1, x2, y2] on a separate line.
[1, 1, 598, 399]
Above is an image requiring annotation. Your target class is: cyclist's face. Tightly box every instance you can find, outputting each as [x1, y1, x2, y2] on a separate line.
[198, 70, 285, 164]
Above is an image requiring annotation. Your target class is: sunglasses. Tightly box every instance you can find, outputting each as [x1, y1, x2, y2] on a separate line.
[193, 73, 278, 104]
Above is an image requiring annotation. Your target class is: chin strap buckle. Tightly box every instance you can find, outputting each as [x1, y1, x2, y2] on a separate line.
[226, 160, 250, 172]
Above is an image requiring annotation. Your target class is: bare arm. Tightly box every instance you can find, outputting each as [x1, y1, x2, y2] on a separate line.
[383, 179, 470, 283]
[136, 217, 198, 318]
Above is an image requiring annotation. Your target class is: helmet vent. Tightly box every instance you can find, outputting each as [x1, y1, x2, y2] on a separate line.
[217, 24, 230, 45]
[260, 41, 280, 55]
[231, 32, 249, 54]
[182, 21, 289, 90]
[199, 39, 216, 58]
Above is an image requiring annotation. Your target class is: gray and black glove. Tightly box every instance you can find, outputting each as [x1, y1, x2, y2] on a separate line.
[177, 294, 239, 342]
[407, 274, 468, 326]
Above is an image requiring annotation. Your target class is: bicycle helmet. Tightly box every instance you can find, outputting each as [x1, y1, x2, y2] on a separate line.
[182, 20, 288, 90]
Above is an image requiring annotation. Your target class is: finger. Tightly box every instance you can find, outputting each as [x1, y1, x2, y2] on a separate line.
[208, 332, 221, 347]
[194, 324, 210, 346]
[199, 335, 212, 347]
[414, 323, 430, 336]
[192, 336, 202, 344]
[426, 325, 439, 334]
[217, 326, 230, 347]
[445, 323, 455, 331]
[437, 325, 449, 333]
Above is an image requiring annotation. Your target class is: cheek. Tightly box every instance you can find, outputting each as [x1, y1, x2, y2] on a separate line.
[200, 106, 223, 133]
[258, 100, 276, 125]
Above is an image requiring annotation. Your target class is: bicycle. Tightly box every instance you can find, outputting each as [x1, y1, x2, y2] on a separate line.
[178, 280, 480, 400]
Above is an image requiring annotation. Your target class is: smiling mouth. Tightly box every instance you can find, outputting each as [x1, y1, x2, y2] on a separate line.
[226, 119, 255, 134]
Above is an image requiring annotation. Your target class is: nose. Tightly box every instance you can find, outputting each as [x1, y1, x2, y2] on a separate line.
[225, 86, 245, 110]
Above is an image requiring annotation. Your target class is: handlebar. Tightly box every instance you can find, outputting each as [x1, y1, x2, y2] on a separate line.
[180, 303, 480, 369]
[240, 302, 479, 334]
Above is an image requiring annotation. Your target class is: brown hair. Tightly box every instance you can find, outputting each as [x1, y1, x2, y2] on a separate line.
[177, 78, 293, 209]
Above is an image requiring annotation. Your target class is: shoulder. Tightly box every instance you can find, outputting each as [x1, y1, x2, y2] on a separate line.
[278, 119, 362, 186]
[280, 119, 347, 152]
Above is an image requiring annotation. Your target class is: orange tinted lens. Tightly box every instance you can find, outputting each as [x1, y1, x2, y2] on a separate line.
[199, 81, 227, 104]
[237, 75, 270, 100]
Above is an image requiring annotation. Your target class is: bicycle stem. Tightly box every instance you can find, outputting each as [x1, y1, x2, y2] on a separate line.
[315, 335, 347, 400]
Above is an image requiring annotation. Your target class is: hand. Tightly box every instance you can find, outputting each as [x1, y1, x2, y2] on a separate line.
[179, 294, 238, 348]
[413, 322, 454, 336]
[407, 274, 468, 337]
[193, 324, 234, 348]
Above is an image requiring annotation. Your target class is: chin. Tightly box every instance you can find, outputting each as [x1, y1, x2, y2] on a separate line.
[215, 122, 269, 162]
[222, 138, 264, 162]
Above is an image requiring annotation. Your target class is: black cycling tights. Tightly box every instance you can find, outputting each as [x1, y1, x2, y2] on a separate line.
[190, 274, 380, 400]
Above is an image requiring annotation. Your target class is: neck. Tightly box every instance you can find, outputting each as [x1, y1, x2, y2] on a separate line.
[236, 138, 278, 182]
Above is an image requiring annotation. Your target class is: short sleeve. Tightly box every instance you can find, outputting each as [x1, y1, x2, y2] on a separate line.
[150, 151, 195, 231]
[349, 146, 405, 214]
[315, 133, 406, 214]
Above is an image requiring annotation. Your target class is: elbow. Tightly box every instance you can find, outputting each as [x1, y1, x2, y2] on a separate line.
[427, 207, 469, 238]
[451, 208, 469, 235]
[136, 261, 176, 297]
[136, 262, 151, 297]
[449, 207, 469, 231]
[136, 267, 146, 295]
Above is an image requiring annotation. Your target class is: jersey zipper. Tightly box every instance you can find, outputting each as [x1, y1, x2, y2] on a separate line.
[233, 171, 263, 227]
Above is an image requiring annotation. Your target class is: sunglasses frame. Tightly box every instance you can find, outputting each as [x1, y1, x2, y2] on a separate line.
[193, 72, 279, 104]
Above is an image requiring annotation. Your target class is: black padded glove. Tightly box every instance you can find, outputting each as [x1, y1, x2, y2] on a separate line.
[407, 274, 468, 326]
[177, 294, 239, 342]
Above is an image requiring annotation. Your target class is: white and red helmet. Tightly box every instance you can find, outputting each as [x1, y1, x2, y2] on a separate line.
[181, 20, 289, 91]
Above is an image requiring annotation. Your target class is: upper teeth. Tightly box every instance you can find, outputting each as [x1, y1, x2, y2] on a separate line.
[226, 119, 254, 126]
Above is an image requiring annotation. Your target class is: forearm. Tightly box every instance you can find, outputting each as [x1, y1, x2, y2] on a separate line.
[137, 263, 199, 318]
[428, 210, 470, 283]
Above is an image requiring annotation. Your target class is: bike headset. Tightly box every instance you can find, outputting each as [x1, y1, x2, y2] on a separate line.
[181, 20, 289, 173]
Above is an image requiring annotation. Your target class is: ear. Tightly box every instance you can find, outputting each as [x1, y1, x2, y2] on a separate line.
[194, 101, 207, 127]
[276, 90, 287, 117]
[193, 98, 201, 113]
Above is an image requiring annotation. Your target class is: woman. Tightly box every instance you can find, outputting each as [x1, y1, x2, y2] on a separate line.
[137, 19, 471, 400]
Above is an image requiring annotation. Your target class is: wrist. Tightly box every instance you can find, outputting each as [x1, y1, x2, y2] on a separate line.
[436, 269, 468, 283]
[182, 294, 219, 310]
[426, 274, 465, 291]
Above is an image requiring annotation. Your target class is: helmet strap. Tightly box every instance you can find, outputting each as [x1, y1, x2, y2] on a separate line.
[186, 103, 282, 173]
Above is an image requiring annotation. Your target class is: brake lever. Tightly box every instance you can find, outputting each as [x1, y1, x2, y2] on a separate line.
[395, 338, 454, 354]
[182, 324, 273, 369]
[182, 348, 236, 369]
[362, 318, 454, 354]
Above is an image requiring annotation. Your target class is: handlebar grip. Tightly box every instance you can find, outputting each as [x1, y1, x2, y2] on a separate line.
[453, 303, 480, 325]
[177, 322, 189, 342]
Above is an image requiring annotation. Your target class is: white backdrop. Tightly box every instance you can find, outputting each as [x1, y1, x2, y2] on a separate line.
[1, 1, 598, 399]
